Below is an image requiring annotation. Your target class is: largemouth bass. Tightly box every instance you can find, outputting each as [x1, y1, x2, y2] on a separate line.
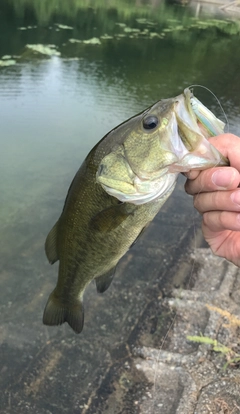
[43, 88, 228, 334]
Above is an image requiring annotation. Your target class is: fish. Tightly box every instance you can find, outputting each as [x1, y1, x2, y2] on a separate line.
[43, 87, 228, 334]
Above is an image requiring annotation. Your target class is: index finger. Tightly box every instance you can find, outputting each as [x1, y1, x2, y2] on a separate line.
[185, 134, 240, 195]
[208, 134, 240, 170]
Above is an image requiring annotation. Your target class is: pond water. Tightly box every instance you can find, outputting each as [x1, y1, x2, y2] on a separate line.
[0, 1, 240, 413]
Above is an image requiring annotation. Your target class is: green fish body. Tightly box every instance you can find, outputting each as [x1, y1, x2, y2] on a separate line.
[43, 88, 228, 333]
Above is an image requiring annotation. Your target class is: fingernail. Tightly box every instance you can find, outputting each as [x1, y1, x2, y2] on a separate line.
[231, 190, 240, 207]
[211, 169, 234, 188]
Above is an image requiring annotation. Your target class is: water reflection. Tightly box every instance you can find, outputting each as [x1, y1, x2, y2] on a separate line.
[0, 1, 240, 413]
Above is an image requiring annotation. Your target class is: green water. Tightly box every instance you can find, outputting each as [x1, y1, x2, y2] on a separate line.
[0, 1, 240, 412]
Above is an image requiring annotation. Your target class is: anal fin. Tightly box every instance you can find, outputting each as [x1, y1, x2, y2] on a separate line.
[45, 221, 59, 264]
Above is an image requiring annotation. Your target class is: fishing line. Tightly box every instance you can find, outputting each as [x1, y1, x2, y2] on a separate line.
[184, 85, 228, 301]
[187, 83, 229, 216]
[152, 315, 177, 412]
[188, 84, 229, 132]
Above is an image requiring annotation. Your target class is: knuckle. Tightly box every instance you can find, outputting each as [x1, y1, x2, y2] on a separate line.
[193, 194, 200, 209]
[212, 190, 222, 207]
[218, 211, 226, 227]
[185, 180, 193, 195]
[202, 212, 210, 226]
[197, 171, 213, 192]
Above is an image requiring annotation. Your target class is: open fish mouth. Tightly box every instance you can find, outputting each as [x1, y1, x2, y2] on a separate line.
[96, 87, 229, 205]
[168, 87, 228, 173]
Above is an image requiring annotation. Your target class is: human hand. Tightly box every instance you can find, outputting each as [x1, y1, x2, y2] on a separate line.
[185, 134, 240, 267]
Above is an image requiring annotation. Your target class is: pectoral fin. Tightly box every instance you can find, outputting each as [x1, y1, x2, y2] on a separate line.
[45, 222, 59, 264]
[130, 225, 149, 248]
[95, 267, 116, 293]
[91, 203, 134, 232]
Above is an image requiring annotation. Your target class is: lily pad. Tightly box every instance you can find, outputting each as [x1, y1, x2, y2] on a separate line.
[69, 38, 82, 44]
[124, 27, 140, 33]
[167, 19, 181, 23]
[25, 44, 61, 56]
[0, 59, 16, 67]
[100, 34, 114, 40]
[136, 18, 147, 24]
[149, 32, 160, 38]
[115, 23, 126, 28]
[2, 55, 12, 60]
[83, 37, 101, 45]
[55, 23, 73, 30]
[146, 22, 157, 26]
[174, 25, 185, 31]
[139, 31, 149, 36]
[162, 28, 174, 33]
[115, 34, 127, 38]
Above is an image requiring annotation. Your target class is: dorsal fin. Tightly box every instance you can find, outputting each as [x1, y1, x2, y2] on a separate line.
[45, 222, 59, 264]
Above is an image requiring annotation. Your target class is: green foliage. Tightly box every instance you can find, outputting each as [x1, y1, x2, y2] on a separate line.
[8, 0, 157, 23]
[6, 0, 240, 39]
[187, 334, 240, 370]
[187, 335, 231, 354]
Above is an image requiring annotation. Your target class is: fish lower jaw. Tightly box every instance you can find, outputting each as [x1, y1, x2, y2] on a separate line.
[101, 173, 178, 205]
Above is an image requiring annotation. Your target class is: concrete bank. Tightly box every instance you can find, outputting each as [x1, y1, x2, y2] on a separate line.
[190, 0, 240, 18]
[133, 249, 240, 414]
[1, 186, 240, 414]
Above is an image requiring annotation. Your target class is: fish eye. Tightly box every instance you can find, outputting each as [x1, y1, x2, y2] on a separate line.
[142, 115, 159, 130]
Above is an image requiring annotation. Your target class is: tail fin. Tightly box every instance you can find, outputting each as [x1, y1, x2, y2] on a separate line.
[43, 291, 84, 334]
